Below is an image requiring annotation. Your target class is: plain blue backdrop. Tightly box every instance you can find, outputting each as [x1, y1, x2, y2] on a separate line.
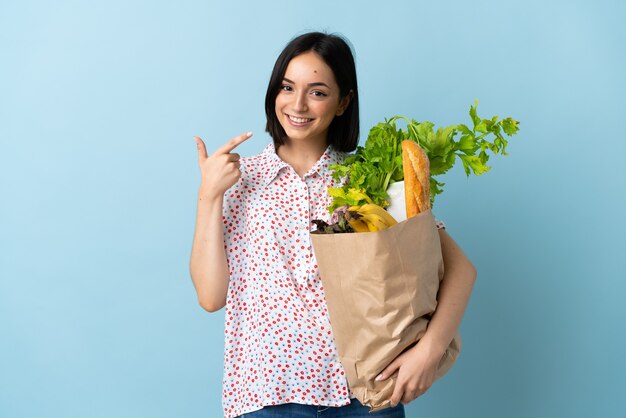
[1, 0, 625, 417]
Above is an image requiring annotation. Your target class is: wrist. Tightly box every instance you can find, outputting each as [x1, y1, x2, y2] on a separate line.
[418, 332, 449, 358]
[198, 185, 223, 205]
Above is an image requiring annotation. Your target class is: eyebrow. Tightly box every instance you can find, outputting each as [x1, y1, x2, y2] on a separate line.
[283, 77, 330, 88]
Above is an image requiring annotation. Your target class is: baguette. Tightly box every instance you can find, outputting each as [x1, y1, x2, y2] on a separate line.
[402, 140, 431, 218]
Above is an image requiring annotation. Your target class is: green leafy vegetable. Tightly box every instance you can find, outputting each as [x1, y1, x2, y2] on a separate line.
[327, 100, 520, 214]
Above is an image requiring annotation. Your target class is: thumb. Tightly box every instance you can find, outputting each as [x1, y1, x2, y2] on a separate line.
[194, 136, 208, 160]
[375, 358, 402, 381]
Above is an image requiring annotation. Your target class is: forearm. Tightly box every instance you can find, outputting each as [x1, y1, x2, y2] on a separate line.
[420, 229, 477, 354]
[189, 192, 230, 312]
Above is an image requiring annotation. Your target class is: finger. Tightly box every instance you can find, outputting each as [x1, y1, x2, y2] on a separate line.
[401, 390, 418, 405]
[390, 382, 405, 408]
[227, 153, 240, 162]
[194, 136, 208, 160]
[214, 131, 252, 156]
[376, 359, 400, 382]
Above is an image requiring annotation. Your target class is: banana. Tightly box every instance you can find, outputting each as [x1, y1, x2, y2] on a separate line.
[347, 204, 398, 232]
[348, 219, 370, 233]
[358, 204, 398, 226]
[360, 212, 391, 232]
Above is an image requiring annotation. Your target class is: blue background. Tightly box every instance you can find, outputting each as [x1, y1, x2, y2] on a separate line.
[1, 0, 625, 417]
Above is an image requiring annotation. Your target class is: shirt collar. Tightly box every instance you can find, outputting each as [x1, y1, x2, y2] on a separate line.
[261, 142, 345, 187]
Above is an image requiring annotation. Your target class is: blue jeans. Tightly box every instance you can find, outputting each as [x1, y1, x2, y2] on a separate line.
[235, 398, 405, 417]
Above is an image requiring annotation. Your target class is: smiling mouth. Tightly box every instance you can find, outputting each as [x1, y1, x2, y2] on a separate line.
[286, 113, 314, 124]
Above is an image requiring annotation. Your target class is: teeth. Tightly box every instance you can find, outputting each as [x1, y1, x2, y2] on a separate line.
[288, 114, 312, 123]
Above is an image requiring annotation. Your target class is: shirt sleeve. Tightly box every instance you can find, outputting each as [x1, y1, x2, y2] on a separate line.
[435, 219, 446, 230]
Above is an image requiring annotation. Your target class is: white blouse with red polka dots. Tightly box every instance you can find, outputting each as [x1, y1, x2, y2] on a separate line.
[219, 142, 445, 418]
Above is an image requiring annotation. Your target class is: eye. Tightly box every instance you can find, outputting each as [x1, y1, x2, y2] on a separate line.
[311, 90, 327, 97]
[280, 84, 293, 91]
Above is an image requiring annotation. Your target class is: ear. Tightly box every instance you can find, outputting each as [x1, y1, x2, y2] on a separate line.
[336, 90, 354, 116]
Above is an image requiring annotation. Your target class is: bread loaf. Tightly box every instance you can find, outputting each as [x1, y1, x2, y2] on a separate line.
[402, 140, 431, 218]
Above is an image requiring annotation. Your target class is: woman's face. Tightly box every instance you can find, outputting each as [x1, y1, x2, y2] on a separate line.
[275, 51, 351, 147]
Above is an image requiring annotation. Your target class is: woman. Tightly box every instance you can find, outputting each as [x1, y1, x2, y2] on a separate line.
[190, 31, 477, 418]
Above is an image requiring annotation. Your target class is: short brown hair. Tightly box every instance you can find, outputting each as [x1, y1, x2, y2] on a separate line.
[264, 32, 359, 153]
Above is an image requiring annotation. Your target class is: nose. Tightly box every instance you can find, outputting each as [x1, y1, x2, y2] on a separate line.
[293, 91, 308, 112]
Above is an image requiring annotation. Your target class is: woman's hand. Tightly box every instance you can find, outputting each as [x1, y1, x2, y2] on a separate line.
[194, 132, 252, 200]
[375, 338, 445, 407]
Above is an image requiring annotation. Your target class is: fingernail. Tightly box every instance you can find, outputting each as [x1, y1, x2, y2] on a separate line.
[246, 131, 252, 136]
[375, 374, 383, 381]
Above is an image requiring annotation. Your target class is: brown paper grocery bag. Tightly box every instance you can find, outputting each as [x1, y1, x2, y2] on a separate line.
[310, 209, 461, 412]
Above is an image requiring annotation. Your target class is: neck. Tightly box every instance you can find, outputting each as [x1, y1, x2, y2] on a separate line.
[276, 139, 328, 178]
